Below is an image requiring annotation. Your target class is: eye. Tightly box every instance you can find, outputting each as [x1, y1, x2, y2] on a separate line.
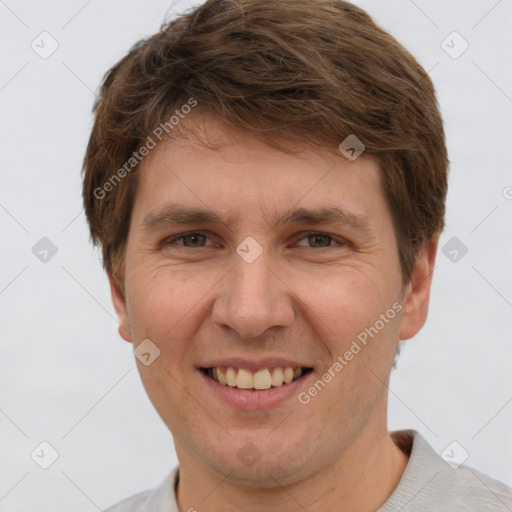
[164, 232, 213, 248]
[162, 231, 347, 251]
[294, 232, 346, 249]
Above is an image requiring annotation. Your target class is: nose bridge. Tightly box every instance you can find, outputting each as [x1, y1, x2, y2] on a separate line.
[212, 245, 294, 338]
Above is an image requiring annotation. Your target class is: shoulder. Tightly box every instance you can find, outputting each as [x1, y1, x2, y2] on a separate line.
[380, 430, 512, 512]
[436, 459, 512, 511]
[443, 466, 512, 512]
[104, 490, 152, 512]
[103, 468, 179, 512]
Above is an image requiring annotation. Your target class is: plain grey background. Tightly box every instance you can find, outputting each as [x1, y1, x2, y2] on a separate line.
[1, 0, 511, 510]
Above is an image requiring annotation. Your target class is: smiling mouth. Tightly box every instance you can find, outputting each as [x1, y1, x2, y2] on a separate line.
[201, 366, 313, 391]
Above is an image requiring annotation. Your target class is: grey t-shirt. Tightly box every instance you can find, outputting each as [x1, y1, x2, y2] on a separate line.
[104, 430, 512, 511]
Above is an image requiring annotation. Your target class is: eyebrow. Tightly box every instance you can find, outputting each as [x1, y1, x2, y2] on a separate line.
[141, 203, 374, 235]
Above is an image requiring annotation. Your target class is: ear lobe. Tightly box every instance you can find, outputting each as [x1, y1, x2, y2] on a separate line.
[399, 233, 439, 341]
[108, 272, 132, 343]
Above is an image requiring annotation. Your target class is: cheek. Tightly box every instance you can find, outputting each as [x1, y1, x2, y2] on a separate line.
[293, 268, 383, 352]
[125, 263, 223, 347]
[126, 266, 211, 431]
[291, 265, 400, 403]
[296, 269, 400, 429]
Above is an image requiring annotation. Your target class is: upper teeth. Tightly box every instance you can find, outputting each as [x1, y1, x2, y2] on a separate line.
[210, 367, 303, 390]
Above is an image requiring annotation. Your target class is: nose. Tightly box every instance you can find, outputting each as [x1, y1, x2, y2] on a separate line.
[211, 248, 295, 339]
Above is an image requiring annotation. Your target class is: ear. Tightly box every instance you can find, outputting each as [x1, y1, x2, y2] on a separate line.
[108, 272, 132, 343]
[399, 233, 439, 340]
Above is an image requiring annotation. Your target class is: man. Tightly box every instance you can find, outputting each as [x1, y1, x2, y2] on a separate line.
[82, 0, 512, 510]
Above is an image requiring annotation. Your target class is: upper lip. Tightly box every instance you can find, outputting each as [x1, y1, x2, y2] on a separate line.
[198, 357, 312, 371]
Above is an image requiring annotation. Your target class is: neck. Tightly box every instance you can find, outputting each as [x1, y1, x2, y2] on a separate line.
[175, 421, 409, 512]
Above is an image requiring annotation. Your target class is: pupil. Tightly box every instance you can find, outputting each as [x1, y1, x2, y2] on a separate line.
[310, 234, 330, 247]
[185, 234, 204, 247]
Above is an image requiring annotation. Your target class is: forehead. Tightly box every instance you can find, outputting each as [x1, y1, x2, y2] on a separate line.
[133, 116, 388, 230]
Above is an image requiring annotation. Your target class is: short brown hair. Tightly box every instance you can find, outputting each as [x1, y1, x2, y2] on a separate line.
[82, 0, 448, 292]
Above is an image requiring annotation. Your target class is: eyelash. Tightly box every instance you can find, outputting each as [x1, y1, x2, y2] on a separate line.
[162, 231, 347, 250]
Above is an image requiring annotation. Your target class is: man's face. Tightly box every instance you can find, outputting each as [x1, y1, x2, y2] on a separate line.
[111, 117, 426, 485]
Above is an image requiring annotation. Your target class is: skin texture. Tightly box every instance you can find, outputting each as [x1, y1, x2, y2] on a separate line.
[109, 116, 438, 511]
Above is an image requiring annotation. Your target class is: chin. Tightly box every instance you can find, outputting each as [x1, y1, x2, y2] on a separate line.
[196, 428, 317, 487]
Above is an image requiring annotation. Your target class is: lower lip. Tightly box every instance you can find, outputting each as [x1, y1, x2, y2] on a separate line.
[198, 370, 312, 410]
